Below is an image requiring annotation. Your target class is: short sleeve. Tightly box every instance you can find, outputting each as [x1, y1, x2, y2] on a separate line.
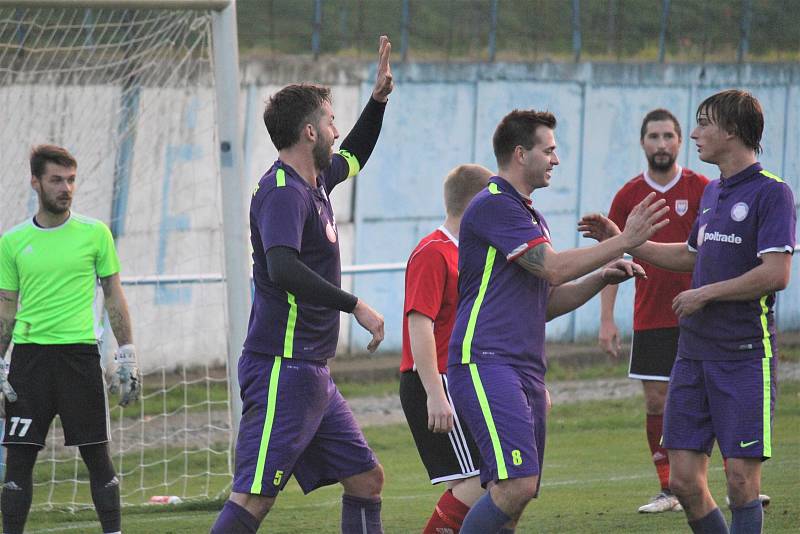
[756, 182, 796, 256]
[0, 236, 19, 291]
[404, 245, 447, 321]
[687, 217, 700, 252]
[95, 223, 121, 278]
[607, 188, 630, 230]
[469, 195, 548, 261]
[258, 186, 309, 254]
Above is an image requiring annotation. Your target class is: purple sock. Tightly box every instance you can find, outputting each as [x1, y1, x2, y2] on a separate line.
[460, 492, 511, 534]
[210, 500, 260, 534]
[730, 499, 762, 534]
[688, 507, 729, 534]
[341, 494, 383, 534]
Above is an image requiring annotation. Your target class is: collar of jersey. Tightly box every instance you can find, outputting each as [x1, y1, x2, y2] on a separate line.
[721, 162, 762, 188]
[276, 159, 319, 190]
[643, 166, 683, 194]
[31, 213, 72, 231]
[489, 176, 534, 206]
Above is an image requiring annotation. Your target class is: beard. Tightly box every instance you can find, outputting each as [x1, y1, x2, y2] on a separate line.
[39, 189, 71, 215]
[312, 137, 333, 172]
[647, 151, 676, 172]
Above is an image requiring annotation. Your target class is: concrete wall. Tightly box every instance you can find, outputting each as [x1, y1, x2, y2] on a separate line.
[306, 62, 800, 353]
[3, 61, 799, 369]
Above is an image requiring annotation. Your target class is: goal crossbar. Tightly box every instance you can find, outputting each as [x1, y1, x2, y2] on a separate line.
[0, 0, 230, 10]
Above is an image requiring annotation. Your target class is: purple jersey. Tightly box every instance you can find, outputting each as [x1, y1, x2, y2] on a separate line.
[448, 177, 551, 376]
[680, 164, 796, 361]
[245, 154, 358, 361]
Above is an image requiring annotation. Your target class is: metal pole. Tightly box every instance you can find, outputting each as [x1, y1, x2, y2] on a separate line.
[572, 0, 581, 62]
[312, 0, 322, 59]
[738, 0, 752, 63]
[658, 0, 670, 63]
[400, 0, 409, 62]
[212, 0, 249, 443]
[488, 0, 498, 62]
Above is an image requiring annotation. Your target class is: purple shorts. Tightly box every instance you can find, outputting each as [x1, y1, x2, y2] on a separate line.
[232, 352, 378, 496]
[663, 356, 776, 460]
[447, 363, 547, 492]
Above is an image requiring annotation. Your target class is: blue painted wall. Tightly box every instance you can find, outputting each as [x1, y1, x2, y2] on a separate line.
[343, 62, 800, 352]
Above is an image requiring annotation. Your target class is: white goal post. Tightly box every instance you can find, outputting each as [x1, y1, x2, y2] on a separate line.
[0, 0, 249, 509]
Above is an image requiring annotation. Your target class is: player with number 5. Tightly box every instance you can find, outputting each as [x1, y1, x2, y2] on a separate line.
[0, 144, 140, 534]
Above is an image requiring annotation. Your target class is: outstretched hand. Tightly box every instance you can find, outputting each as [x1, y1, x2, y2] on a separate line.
[602, 258, 646, 285]
[372, 35, 394, 102]
[578, 213, 621, 242]
[621, 192, 670, 249]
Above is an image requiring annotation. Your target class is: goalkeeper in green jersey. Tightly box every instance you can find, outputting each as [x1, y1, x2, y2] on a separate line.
[0, 144, 140, 534]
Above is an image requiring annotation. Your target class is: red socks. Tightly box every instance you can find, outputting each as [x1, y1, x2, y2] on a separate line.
[646, 413, 670, 490]
[423, 489, 470, 534]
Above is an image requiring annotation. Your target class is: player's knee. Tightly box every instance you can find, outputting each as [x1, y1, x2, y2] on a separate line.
[341, 464, 384, 499]
[725, 469, 756, 503]
[668, 472, 700, 499]
[360, 464, 385, 497]
[496, 476, 537, 507]
[229, 492, 275, 520]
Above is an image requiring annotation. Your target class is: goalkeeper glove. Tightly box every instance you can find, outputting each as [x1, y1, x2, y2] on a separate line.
[108, 344, 141, 407]
[0, 360, 17, 419]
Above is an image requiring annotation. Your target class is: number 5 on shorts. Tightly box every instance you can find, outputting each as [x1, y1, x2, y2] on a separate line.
[8, 417, 32, 437]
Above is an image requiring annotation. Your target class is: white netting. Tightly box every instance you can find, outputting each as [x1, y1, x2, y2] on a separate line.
[0, 4, 234, 509]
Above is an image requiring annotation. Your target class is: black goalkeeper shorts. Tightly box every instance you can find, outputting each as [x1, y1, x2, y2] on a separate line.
[3, 344, 110, 448]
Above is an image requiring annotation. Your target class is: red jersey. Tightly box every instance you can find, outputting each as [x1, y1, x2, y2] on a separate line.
[608, 167, 709, 330]
[400, 227, 459, 373]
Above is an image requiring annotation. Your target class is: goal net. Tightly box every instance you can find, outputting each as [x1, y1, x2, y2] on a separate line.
[0, 1, 240, 509]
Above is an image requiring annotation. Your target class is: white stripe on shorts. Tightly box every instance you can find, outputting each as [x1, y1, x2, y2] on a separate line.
[442, 374, 478, 475]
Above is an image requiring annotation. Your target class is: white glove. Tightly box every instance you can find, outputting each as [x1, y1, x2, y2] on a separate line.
[108, 344, 141, 407]
[0, 360, 17, 419]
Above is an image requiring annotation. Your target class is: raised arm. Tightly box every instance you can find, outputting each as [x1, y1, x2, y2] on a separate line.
[336, 36, 393, 173]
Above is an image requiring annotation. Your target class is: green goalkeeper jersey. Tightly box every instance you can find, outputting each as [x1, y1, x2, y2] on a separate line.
[0, 213, 120, 345]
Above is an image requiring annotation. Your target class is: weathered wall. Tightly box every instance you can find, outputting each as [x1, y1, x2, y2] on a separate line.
[4, 60, 799, 370]
[245, 61, 799, 353]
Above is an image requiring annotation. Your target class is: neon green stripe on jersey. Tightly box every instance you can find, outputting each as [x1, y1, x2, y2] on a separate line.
[461, 247, 496, 364]
[468, 363, 508, 479]
[0, 214, 120, 344]
[251, 356, 283, 494]
[276, 168, 286, 187]
[759, 296, 773, 359]
[760, 170, 784, 183]
[488, 183, 501, 194]
[761, 357, 772, 458]
[283, 292, 297, 358]
[338, 150, 361, 178]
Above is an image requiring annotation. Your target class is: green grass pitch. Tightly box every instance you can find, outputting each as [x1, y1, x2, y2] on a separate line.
[25, 381, 800, 533]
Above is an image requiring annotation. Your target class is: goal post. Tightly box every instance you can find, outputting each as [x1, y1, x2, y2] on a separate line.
[0, 0, 248, 508]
